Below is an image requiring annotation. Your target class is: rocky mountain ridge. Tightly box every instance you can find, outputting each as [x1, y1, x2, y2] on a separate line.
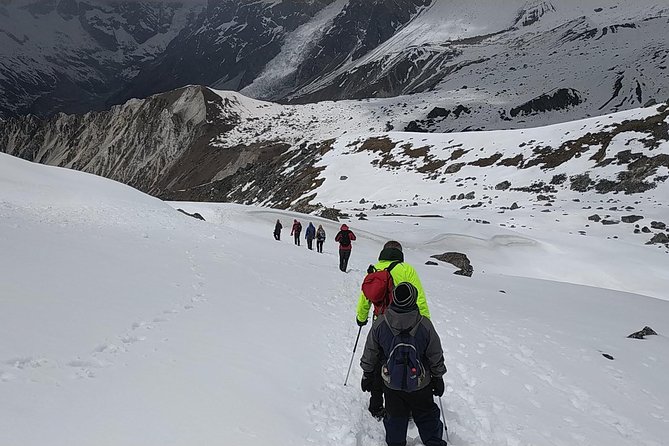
[2, 0, 668, 133]
[1, 86, 666, 207]
[0, 0, 205, 117]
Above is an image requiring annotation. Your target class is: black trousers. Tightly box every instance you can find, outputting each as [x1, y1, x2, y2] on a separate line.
[339, 249, 351, 272]
[383, 386, 446, 446]
[316, 240, 324, 252]
[294, 233, 300, 245]
[273, 232, 280, 240]
[307, 238, 314, 250]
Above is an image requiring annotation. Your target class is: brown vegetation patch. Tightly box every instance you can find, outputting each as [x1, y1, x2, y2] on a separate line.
[449, 147, 467, 160]
[469, 153, 503, 167]
[417, 159, 447, 173]
[358, 136, 397, 154]
[525, 105, 669, 170]
[497, 154, 524, 167]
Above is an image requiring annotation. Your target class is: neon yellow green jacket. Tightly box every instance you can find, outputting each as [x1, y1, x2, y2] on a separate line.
[356, 260, 431, 323]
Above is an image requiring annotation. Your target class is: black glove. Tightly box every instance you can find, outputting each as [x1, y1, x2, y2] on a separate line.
[356, 318, 368, 327]
[431, 376, 444, 397]
[361, 373, 374, 392]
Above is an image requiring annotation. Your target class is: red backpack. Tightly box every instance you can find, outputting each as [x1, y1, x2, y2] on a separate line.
[361, 261, 401, 315]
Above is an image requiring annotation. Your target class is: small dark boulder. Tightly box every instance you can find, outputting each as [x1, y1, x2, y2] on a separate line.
[425, 261, 439, 266]
[510, 202, 520, 210]
[602, 353, 615, 360]
[642, 226, 651, 233]
[627, 326, 658, 339]
[588, 214, 601, 222]
[177, 209, 205, 221]
[431, 252, 474, 277]
[495, 181, 511, 190]
[650, 221, 667, 230]
[621, 215, 643, 224]
[319, 207, 341, 221]
[601, 219, 619, 225]
[646, 233, 669, 244]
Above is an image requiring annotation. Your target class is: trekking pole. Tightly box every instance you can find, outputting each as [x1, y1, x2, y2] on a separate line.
[439, 396, 450, 443]
[344, 325, 363, 386]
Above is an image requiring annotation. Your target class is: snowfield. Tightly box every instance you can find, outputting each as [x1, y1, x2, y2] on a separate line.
[1, 152, 668, 445]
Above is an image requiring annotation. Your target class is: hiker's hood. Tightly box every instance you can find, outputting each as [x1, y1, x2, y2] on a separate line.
[384, 306, 421, 334]
[378, 247, 403, 262]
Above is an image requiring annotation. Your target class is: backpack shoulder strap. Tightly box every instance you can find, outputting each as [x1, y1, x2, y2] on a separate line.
[385, 261, 402, 272]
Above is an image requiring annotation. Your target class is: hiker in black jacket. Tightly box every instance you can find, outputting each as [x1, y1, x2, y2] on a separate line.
[273, 219, 282, 241]
[316, 224, 326, 253]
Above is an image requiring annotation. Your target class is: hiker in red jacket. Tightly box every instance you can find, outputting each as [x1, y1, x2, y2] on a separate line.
[291, 219, 302, 246]
[334, 224, 356, 272]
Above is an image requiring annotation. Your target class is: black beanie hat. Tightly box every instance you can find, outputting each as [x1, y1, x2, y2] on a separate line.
[392, 282, 418, 309]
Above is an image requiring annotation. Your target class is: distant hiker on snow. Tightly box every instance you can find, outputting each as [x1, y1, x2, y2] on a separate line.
[356, 240, 432, 420]
[335, 224, 356, 272]
[305, 222, 316, 250]
[316, 224, 326, 253]
[291, 219, 302, 246]
[360, 282, 447, 446]
[273, 219, 282, 241]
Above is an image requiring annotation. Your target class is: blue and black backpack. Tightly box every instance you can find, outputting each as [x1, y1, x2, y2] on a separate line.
[381, 317, 427, 392]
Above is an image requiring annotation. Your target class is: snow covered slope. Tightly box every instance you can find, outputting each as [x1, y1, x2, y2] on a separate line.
[1, 152, 668, 445]
[271, 0, 669, 131]
[1, 88, 668, 260]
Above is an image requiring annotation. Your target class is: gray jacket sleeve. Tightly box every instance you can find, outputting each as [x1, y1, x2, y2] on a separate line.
[360, 318, 384, 374]
[422, 318, 447, 377]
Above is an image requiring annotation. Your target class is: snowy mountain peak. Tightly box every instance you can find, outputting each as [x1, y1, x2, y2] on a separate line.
[2, 0, 668, 131]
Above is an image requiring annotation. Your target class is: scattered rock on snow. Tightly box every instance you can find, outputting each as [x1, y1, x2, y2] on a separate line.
[627, 326, 658, 339]
[425, 261, 439, 266]
[588, 214, 601, 222]
[176, 209, 205, 221]
[651, 221, 667, 230]
[430, 252, 474, 277]
[646, 233, 669, 244]
[319, 207, 342, 221]
[495, 181, 511, 190]
[621, 215, 644, 223]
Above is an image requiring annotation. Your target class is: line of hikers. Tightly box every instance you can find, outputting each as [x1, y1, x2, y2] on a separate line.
[354, 240, 448, 446]
[273, 219, 357, 272]
[274, 218, 448, 445]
